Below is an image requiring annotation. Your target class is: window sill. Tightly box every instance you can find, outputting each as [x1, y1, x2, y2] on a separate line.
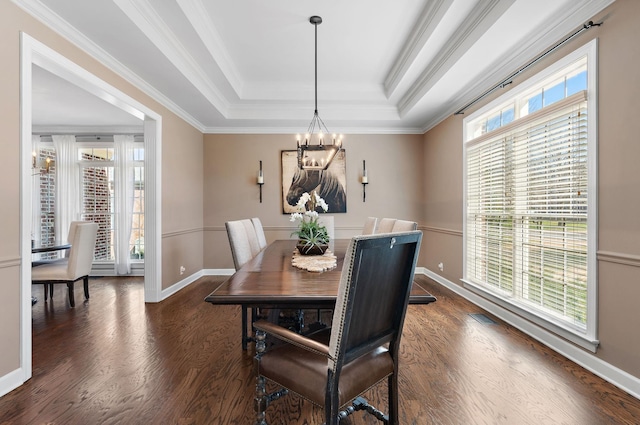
[461, 279, 599, 353]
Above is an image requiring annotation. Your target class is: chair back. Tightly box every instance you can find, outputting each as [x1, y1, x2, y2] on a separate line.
[328, 231, 422, 371]
[241, 219, 261, 256]
[376, 218, 396, 233]
[64, 221, 80, 258]
[226, 219, 260, 271]
[66, 221, 98, 280]
[251, 217, 267, 249]
[392, 219, 418, 232]
[317, 215, 335, 239]
[361, 217, 377, 235]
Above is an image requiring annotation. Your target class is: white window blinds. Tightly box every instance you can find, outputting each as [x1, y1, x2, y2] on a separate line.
[466, 91, 589, 330]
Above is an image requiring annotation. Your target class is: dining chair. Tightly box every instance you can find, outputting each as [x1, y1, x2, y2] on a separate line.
[32, 221, 98, 307]
[253, 230, 422, 425]
[251, 217, 267, 250]
[317, 215, 335, 239]
[226, 219, 265, 350]
[226, 220, 255, 271]
[362, 216, 378, 235]
[392, 219, 418, 232]
[226, 220, 254, 349]
[376, 217, 396, 233]
[34, 221, 79, 300]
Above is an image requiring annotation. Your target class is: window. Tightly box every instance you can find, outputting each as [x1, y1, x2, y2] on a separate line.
[463, 41, 597, 351]
[79, 144, 145, 262]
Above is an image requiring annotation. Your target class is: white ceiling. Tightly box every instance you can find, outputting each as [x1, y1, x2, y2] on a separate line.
[18, 0, 613, 135]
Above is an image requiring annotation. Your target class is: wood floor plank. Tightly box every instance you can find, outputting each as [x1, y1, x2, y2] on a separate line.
[0, 275, 638, 424]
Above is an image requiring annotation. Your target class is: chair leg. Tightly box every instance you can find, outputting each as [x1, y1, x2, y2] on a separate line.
[43, 283, 48, 301]
[83, 276, 90, 300]
[49, 283, 54, 299]
[388, 373, 399, 424]
[242, 305, 248, 350]
[67, 282, 75, 307]
[254, 375, 268, 425]
[325, 374, 340, 425]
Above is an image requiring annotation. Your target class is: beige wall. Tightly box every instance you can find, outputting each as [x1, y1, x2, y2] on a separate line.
[161, 118, 204, 287]
[203, 134, 425, 269]
[421, 0, 640, 379]
[0, 2, 203, 379]
[2, 0, 639, 397]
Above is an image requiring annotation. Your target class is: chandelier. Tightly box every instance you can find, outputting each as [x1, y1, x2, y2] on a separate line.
[297, 16, 343, 171]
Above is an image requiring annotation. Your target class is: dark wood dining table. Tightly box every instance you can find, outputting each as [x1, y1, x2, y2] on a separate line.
[205, 239, 436, 306]
[205, 239, 436, 348]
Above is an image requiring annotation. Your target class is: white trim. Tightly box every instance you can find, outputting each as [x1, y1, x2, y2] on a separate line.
[202, 268, 235, 276]
[159, 270, 204, 301]
[0, 368, 25, 399]
[421, 269, 640, 400]
[18, 32, 162, 391]
[461, 279, 598, 352]
[462, 39, 598, 347]
[11, 0, 206, 133]
[143, 117, 162, 303]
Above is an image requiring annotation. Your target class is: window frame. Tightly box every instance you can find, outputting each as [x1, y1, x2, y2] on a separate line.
[78, 140, 145, 265]
[462, 40, 598, 352]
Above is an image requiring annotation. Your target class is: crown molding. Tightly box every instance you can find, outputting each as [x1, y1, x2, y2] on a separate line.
[11, 0, 208, 133]
[176, 0, 244, 98]
[398, 0, 515, 117]
[112, 0, 230, 114]
[32, 125, 144, 135]
[384, 0, 455, 99]
[418, 0, 615, 132]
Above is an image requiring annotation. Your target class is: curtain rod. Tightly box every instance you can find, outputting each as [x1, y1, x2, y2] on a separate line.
[454, 20, 602, 115]
[36, 134, 144, 140]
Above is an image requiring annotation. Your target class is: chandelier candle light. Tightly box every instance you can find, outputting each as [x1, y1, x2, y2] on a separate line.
[296, 15, 343, 171]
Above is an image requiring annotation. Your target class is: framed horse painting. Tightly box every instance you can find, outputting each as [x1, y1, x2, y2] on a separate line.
[281, 149, 347, 214]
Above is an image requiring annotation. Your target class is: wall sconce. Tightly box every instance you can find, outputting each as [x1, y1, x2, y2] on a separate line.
[257, 160, 264, 203]
[361, 160, 368, 202]
[32, 150, 51, 175]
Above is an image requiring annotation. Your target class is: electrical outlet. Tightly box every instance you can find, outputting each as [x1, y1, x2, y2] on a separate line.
[180, 266, 185, 275]
[438, 262, 444, 272]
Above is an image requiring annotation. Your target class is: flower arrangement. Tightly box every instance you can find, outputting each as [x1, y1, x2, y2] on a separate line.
[290, 191, 330, 255]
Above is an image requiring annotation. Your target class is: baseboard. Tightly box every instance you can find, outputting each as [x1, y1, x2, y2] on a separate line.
[420, 268, 640, 400]
[202, 268, 234, 276]
[158, 269, 235, 301]
[0, 367, 25, 399]
[160, 270, 205, 301]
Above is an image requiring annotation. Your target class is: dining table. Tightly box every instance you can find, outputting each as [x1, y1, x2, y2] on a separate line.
[31, 242, 71, 254]
[205, 238, 437, 348]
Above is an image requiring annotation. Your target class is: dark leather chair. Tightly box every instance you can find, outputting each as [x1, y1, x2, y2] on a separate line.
[253, 230, 422, 425]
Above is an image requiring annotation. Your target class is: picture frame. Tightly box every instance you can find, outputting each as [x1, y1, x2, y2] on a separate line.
[281, 149, 347, 214]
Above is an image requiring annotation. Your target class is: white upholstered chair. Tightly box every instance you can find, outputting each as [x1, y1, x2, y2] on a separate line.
[251, 217, 268, 250]
[226, 218, 267, 350]
[317, 215, 335, 239]
[362, 217, 378, 235]
[376, 218, 396, 233]
[32, 221, 98, 307]
[226, 220, 255, 271]
[392, 219, 418, 232]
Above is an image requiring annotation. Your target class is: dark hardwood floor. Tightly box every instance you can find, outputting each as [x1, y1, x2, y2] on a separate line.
[1, 275, 639, 424]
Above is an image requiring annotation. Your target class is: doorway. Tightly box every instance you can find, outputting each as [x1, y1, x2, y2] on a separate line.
[19, 33, 162, 382]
